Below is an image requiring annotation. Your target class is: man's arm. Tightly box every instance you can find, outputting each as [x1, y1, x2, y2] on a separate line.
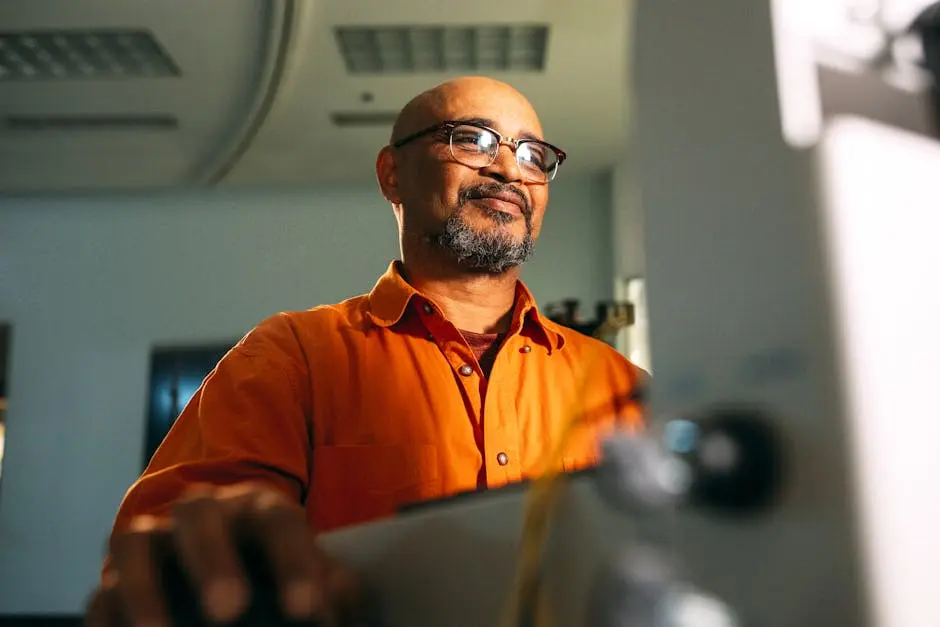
[110, 312, 313, 536]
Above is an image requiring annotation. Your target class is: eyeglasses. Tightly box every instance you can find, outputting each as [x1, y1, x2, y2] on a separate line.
[392, 120, 567, 184]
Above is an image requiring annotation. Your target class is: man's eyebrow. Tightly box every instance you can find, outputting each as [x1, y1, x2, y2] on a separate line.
[455, 116, 544, 142]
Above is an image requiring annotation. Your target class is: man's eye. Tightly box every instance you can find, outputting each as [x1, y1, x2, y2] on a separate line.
[520, 144, 549, 169]
[453, 132, 481, 144]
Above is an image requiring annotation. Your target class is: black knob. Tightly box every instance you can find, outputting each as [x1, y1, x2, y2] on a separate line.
[665, 407, 783, 516]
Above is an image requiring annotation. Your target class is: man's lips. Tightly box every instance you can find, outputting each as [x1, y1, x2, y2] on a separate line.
[469, 190, 527, 217]
[474, 197, 523, 216]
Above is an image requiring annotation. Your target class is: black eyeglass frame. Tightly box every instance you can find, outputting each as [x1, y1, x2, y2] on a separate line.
[391, 120, 568, 182]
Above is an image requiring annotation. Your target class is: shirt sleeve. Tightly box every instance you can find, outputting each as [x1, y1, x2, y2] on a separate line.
[108, 312, 313, 536]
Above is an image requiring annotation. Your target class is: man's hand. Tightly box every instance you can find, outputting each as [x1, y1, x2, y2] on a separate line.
[86, 483, 368, 627]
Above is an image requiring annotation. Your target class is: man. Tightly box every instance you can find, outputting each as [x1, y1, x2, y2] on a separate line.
[87, 76, 644, 627]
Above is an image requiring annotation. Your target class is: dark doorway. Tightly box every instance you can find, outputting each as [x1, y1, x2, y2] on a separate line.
[144, 342, 235, 469]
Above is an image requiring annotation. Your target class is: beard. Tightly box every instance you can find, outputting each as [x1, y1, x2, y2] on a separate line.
[428, 183, 535, 274]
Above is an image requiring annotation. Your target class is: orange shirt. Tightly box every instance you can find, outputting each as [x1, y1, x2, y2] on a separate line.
[111, 262, 644, 536]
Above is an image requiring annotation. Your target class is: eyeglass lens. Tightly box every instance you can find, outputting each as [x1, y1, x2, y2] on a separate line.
[449, 124, 558, 182]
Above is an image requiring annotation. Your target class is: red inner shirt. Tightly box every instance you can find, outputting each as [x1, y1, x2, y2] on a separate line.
[459, 330, 505, 378]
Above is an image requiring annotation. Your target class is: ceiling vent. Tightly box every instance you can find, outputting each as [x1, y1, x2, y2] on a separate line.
[0, 29, 179, 81]
[3, 114, 179, 132]
[335, 25, 548, 74]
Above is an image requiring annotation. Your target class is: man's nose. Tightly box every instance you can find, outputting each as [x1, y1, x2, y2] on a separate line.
[480, 142, 523, 183]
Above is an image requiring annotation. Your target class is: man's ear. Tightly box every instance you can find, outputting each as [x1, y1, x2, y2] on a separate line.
[376, 146, 402, 204]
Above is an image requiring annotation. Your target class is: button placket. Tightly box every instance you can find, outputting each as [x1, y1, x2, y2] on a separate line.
[422, 314, 483, 426]
[414, 297, 495, 457]
[479, 356, 523, 486]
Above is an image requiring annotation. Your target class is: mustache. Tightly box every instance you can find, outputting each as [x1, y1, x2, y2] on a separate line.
[458, 182, 531, 217]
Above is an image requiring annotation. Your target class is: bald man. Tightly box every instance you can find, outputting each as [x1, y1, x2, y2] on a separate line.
[87, 77, 644, 626]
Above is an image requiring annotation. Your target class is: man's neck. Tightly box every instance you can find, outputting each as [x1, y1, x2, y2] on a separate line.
[400, 261, 520, 334]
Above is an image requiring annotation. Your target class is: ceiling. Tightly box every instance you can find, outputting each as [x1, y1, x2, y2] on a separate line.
[0, 0, 631, 193]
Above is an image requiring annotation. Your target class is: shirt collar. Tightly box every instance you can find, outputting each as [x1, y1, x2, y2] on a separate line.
[367, 260, 566, 352]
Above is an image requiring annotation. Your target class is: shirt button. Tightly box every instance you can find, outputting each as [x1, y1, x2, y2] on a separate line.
[520, 345, 532, 353]
[496, 452, 509, 466]
[459, 364, 474, 376]
[423, 302, 434, 315]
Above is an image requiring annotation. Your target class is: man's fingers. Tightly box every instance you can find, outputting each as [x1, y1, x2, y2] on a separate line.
[105, 485, 358, 627]
[322, 556, 376, 626]
[250, 493, 327, 621]
[109, 518, 171, 627]
[85, 585, 124, 627]
[173, 492, 249, 623]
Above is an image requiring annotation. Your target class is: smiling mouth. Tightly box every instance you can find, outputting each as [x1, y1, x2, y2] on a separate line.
[472, 196, 524, 217]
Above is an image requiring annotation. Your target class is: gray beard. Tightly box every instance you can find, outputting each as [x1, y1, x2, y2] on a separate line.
[431, 205, 534, 274]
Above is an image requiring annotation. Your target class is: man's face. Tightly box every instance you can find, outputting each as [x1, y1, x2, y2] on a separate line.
[389, 82, 552, 274]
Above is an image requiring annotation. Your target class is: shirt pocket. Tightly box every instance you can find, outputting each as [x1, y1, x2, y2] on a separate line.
[311, 443, 439, 531]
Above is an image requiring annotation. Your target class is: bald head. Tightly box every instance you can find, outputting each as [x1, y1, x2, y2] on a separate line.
[390, 76, 543, 144]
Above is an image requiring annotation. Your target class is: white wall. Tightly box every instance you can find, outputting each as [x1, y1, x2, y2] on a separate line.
[611, 155, 645, 280]
[0, 173, 613, 613]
